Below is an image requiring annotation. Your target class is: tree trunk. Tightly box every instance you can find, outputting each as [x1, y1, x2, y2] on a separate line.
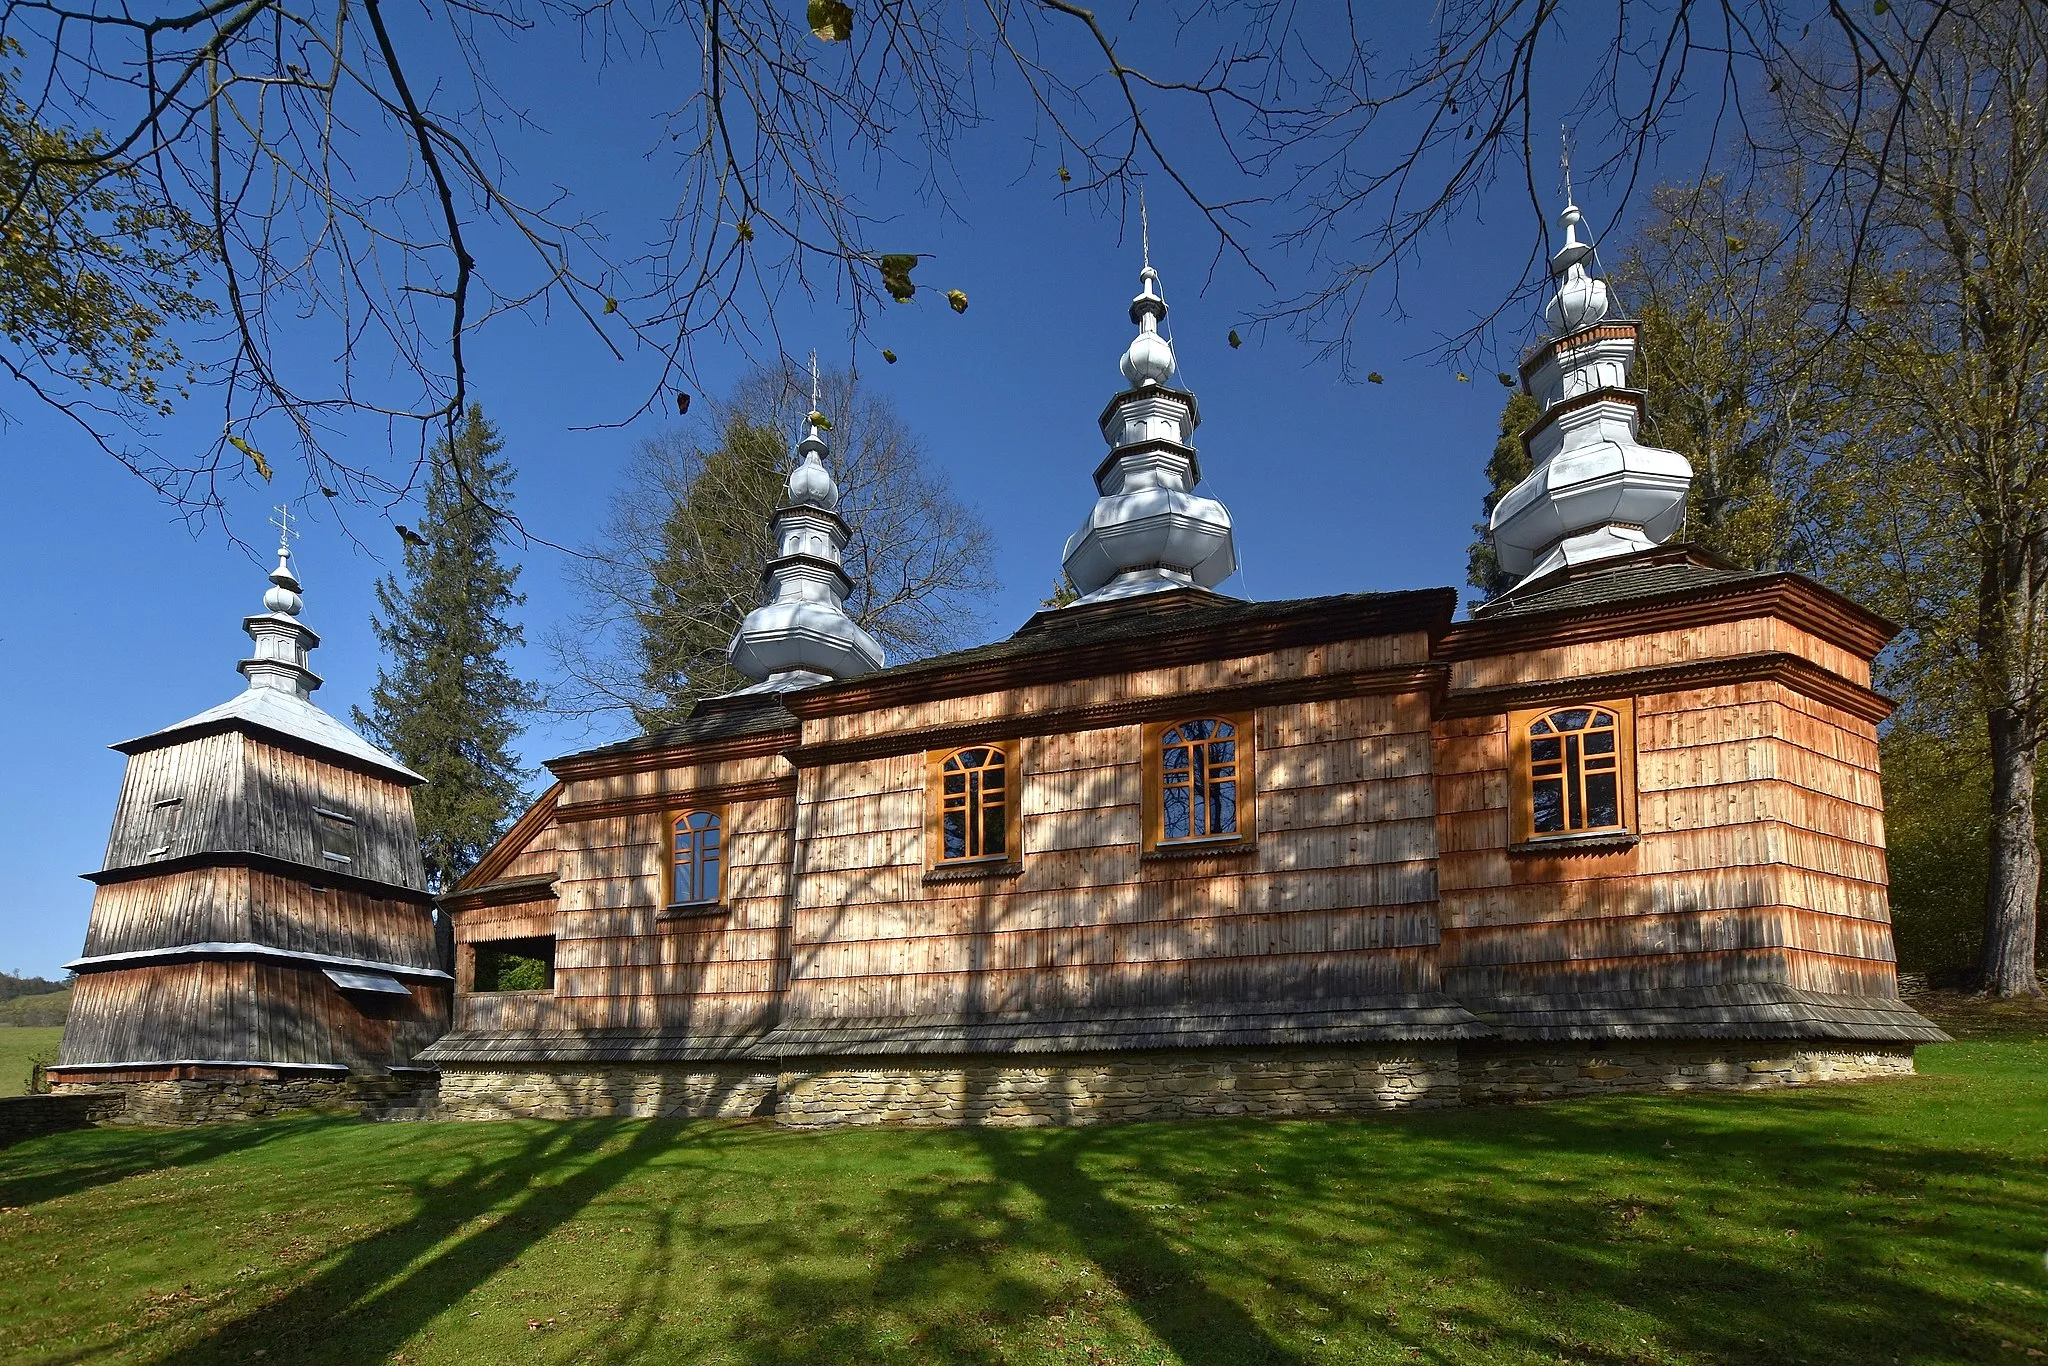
[1978, 704, 2044, 996]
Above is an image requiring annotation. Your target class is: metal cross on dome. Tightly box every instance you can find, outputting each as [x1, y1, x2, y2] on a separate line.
[269, 503, 299, 558]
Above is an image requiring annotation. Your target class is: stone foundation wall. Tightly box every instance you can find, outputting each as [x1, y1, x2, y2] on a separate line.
[1459, 1044, 1917, 1104]
[775, 1047, 1460, 1127]
[52, 1074, 435, 1127]
[433, 1064, 779, 1121]
[433, 1042, 1917, 1127]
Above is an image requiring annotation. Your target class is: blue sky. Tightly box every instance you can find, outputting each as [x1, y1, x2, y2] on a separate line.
[0, 8, 1702, 978]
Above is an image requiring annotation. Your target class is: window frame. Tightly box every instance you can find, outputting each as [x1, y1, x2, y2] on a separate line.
[145, 795, 184, 858]
[925, 740, 1022, 868]
[468, 936, 557, 993]
[1507, 699, 1637, 846]
[662, 805, 729, 910]
[1142, 712, 1256, 853]
[314, 807, 358, 865]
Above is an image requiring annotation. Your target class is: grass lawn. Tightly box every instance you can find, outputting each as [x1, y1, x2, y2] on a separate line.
[1, 1038, 2043, 1366]
[0, 1026, 64, 1097]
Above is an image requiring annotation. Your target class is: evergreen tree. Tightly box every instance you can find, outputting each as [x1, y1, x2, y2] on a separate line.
[633, 413, 789, 719]
[357, 405, 539, 891]
[554, 363, 996, 729]
[1464, 388, 1542, 607]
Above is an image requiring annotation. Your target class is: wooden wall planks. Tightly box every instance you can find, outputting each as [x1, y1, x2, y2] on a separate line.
[1434, 676, 1899, 1004]
[442, 586, 1913, 1051]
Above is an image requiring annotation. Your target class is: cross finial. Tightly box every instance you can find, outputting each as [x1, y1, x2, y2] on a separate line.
[808, 350, 821, 412]
[1140, 186, 1151, 271]
[1560, 124, 1576, 203]
[268, 503, 298, 558]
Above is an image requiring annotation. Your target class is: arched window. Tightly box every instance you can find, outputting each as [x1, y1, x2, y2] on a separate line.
[1159, 718, 1240, 842]
[1526, 706, 1625, 835]
[938, 745, 1009, 862]
[668, 809, 724, 905]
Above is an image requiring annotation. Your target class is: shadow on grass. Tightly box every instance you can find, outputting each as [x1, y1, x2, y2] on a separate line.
[667, 1087, 2043, 1365]
[153, 1119, 678, 1366]
[1088, 1090, 2048, 1364]
[0, 1116, 344, 1212]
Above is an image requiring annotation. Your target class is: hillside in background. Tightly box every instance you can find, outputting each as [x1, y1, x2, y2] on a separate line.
[0, 987, 72, 1027]
[0, 971, 70, 1003]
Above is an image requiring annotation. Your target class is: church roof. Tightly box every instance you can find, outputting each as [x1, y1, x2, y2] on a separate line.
[806, 585, 1455, 697]
[114, 531, 423, 785]
[1473, 544, 1775, 620]
[553, 692, 798, 765]
[116, 684, 424, 784]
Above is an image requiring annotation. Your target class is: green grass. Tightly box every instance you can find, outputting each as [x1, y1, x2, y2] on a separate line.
[0, 1042, 2042, 1366]
[0, 1025, 64, 1096]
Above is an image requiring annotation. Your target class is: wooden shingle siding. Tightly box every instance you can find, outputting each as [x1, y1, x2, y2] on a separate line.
[61, 961, 445, 1070]
[81, 867, 436, 966]
[796, 635, 1434, 750]
[1448, 616, 1872, 693]
[780, 690, 1447, 1024]
[1435, 674, 1897, 1012]
[430, 561, 1937, 1070]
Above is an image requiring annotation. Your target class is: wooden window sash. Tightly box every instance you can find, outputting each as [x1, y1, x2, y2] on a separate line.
[1507, 699, 1636, 845]
[663, 805, 728, 908]
[925, 741, 1021, 868]
[1143, 712, 1256, 853]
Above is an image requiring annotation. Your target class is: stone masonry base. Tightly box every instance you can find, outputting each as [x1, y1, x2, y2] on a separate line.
[430, 1041, 1918, 1127]
[51, 1074, 435, 1127]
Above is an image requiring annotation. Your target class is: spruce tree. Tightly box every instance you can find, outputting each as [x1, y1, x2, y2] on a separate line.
[1464, 388, 1542, 607]
[357, 405, 539, 891]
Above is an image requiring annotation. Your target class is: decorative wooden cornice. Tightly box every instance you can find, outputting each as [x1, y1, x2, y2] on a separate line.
[553, 774, 799, 823]
[84, 849, 436, 905]
[788, 664, 1447, 768]
[1517, 320, 1640, 381]
[785, 591, 1456, 720]
[1439, 576, 1896, 663]
[455, 783, 562, 891]
[437, 873, 559, 913]
[1439, 650, 1893, 724]
[545, 727, 796, 783]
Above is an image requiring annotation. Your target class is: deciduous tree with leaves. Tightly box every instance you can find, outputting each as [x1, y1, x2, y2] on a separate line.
[1798, 5, 2048, 996]
[356, 406, 539, 891]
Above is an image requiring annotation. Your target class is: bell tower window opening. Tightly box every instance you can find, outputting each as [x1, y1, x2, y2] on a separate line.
[315, 808, 358, 864]
[145, 796, 184, 858]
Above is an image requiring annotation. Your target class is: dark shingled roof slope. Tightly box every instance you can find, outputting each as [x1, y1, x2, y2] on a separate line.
[798, 584, 1456, 694]
[1473, 544, 1779, 620]
[550, 690, 796, 766]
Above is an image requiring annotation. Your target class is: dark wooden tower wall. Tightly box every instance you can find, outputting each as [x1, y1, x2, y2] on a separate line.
[54, 725, 449, 1081]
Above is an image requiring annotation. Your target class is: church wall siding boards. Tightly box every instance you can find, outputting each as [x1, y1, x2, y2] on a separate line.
[424, 554, 1943, 1122]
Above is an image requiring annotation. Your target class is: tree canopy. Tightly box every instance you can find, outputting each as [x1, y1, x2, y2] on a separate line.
[553, 364, 996, 729]
[356, 406, 539, 891]
[0, 1, 1999, 516]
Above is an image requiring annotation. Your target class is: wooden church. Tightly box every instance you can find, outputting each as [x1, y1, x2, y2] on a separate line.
[49, 533, 449, 1122]
[419, 192, 1943, 1127]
